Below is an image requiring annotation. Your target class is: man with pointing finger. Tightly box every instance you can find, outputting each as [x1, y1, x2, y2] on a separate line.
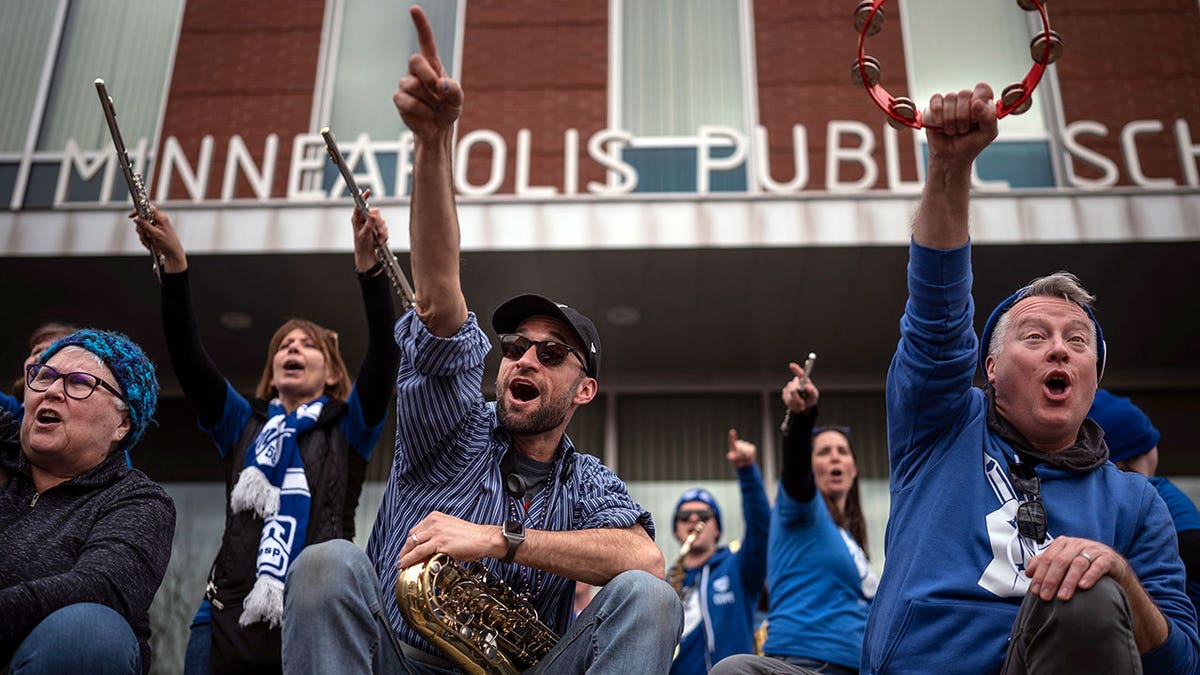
[861, 83, 1199, 674]
[669, 429, 769, 674]
[280, 6, 681, 675]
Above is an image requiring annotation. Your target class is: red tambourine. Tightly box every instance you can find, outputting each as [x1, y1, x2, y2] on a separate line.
[853, 0, 1062, 130]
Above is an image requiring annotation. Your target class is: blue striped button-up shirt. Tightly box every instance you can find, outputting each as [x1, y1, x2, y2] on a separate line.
[365, 311, 654, 655]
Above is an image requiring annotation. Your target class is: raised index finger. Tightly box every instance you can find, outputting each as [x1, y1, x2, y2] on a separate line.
[410, 5, 445, 77]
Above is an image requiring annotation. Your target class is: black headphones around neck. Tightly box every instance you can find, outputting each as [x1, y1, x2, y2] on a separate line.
[501, 447, 576, 500]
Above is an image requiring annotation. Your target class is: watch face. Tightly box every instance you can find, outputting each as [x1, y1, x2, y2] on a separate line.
[505, 519, 525, 537]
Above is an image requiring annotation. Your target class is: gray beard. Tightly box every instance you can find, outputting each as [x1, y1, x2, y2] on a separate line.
[496, 383, 574, 436]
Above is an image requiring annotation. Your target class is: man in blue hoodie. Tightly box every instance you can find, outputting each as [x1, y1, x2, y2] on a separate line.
[669, 429, 770, 674]
[861, 83, 1199, 674]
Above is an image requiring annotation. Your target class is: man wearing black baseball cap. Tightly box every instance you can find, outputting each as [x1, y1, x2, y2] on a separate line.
[281, 8, 681, 675]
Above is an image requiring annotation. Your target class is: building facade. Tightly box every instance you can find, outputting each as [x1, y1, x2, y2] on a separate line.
[2, 2, 1199, 669]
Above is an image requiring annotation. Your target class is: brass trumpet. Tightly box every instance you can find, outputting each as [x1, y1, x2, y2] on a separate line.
[667, 520, 706, 599]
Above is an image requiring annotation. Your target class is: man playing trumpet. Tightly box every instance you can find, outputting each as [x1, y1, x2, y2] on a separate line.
[669, 430, 769, 674]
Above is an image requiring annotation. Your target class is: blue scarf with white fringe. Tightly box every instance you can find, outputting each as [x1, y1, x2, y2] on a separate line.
[229, 397, 325, 628]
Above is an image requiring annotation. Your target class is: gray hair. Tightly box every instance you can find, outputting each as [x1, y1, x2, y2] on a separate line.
[987, 271, 1097, 360]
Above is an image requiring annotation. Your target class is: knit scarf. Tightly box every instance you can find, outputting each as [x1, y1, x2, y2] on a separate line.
[984, 383, 1108, 472]
[229, 397, 324, 628]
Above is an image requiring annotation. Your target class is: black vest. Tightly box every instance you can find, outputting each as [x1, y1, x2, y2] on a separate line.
[209, 398, 369, 595]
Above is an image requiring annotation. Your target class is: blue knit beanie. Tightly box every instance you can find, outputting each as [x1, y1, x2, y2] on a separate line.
[39, 329, 158, 453]
[979, 286, 1106, 381]
[1088, 389, 1160, 464]
[674, 487, 723, 537]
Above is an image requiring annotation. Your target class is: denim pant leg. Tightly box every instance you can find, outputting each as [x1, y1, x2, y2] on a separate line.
[10, 603, 141, 675]
[281, 539, 409, 675]
[1000, 575, 1141, 675]
[710, 654, 822, 675]
[182, 620, 211, 675]
[530, 570, 682, 675]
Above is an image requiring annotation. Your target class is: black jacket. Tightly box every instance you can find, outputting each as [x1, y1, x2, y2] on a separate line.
[0, 431, 176, 673]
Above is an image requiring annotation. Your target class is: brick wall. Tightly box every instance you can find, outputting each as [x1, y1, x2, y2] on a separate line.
[156, 0, 1200, 194]
[457, 1, 610, 193]
[158, 0, 326, 199]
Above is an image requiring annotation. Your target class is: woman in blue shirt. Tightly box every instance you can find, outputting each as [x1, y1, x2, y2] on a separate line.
[713, 362, 877, 675]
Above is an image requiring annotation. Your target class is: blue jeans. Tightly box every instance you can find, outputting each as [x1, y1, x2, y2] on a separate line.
[282, 539, 683, 675]
[183, 620, 211, 675]
[9, 603, 141, 675]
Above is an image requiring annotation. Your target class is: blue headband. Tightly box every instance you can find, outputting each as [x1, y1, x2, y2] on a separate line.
[673, 487, 723, 536]
[40, 329, 158, 453]
[979, 287, 1106, 381]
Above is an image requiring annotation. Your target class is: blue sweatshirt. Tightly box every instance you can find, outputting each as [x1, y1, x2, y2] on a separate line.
[862, 241, 1199, 674]
[671, 463, 770, 674]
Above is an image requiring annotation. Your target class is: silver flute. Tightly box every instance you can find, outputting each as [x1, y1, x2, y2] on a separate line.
[320, 127, 416, 311]
[94, 79, 164, 283]
[780, 352, 817, 435]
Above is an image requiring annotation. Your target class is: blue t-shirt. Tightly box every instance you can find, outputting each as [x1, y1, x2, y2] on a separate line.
[763, 483, 875, 669]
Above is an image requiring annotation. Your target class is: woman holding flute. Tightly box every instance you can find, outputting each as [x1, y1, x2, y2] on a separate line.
[133, 199, 400, 674]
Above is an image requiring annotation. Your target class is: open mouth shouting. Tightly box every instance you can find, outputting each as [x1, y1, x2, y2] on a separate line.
[280, 358, 305, 376]
[507, 377, 541, 406]
[34, 407, 64, 426]
[1043, 369, 1071, 401]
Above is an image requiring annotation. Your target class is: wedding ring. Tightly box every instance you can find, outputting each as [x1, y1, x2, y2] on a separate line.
[410, 533, 420, 545]
[1078, 551, 1093, 563]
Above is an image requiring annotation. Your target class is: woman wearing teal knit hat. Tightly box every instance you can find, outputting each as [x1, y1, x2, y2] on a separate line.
[0, 328, 176, 674]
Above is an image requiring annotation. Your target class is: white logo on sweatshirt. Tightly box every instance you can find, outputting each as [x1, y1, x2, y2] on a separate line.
[978, 453, 1053, 597]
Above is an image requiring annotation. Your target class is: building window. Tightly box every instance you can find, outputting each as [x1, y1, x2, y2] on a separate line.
[617, 393, 761, 481]
[901, 0, 1059, 188]
[1, 0, 183, 209]
[612, 0, 757, 194]
[313, 0, 464, 197]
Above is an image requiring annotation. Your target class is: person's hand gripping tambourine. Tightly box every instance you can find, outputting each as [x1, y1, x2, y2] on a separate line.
[851, 0, 1063, 130]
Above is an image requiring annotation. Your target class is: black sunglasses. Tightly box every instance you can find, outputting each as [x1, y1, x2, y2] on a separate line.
[1008, 457, 1048, 544]
[675, 509, 714, 523]
[26, 363, 125, 402]
[498, 334, 587, 371]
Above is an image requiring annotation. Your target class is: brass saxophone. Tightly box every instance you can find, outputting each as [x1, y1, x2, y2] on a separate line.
[396, 553, 558, 675]
[666, 520, 706, 599]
